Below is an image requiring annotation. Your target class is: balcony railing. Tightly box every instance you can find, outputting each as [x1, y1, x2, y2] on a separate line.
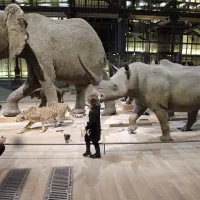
[0, 0, 121, 9]
[1, 0, 200, 14]
[0, 0, 123, 13]
[1, 0, 70, 7]
[127, 0, 200, 14]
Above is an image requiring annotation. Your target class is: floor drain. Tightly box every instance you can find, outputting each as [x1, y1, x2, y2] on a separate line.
[44, 166, 73, 200]
[0, 168, 30, 200]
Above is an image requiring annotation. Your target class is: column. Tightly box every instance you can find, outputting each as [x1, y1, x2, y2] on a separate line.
[117, 18, 126, 54]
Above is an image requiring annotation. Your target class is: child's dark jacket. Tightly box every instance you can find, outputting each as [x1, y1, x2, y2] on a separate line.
[85, 105, 101, 142]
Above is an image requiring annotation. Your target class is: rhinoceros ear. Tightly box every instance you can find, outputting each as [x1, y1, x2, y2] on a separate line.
[124, 63, 130, 80]
[4, 4, 28, 60]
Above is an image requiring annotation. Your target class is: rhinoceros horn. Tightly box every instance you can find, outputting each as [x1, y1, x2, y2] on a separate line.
[78, 55, 101, 85]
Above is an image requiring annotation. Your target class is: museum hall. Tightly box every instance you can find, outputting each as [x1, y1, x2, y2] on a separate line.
[0, 1, 200, 200]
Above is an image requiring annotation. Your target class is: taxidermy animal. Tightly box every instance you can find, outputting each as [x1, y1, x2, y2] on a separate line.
[110, 64, 134, 105]
[120, 96, 134, 104]
[111, 63, 149, 116]
[0, 4, 116, 117]
[79, 56, 200, 142]
[30, 87, 64, 107]
[121, 60, 195, 126]
[159, 59, 200, 130]
[16, 103, 84, 133]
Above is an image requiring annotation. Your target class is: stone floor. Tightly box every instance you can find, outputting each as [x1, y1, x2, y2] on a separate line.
[1, 96, 200, 199]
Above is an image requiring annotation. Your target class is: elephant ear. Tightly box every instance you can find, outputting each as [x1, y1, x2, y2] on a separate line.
[4, 4, 28, 60]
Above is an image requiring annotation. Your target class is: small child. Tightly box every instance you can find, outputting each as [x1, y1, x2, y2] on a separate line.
[83, 94, 101, 158]
[0, 136, 6, 156]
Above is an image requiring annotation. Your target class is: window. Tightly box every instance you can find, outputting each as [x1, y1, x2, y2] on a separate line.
[0, 59, 27, 79]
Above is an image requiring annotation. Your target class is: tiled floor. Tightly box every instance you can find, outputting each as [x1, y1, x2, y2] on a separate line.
[1, 97, 200, 199]
[1, 143, 200, 200]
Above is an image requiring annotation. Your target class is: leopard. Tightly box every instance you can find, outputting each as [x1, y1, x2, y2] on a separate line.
[16, 103, 85, 134]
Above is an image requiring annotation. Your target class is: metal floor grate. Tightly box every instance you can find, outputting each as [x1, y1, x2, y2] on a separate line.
[44, 166, 73, 200]
[0, 168, 30, 200]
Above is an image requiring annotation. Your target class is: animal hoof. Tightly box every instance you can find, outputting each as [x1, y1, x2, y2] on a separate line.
[128, 130, 136, 134]
[3, 109, 21, 117]
[128, 124, 138, 132]
[128, 126, 137, 134]
[41, 128, 48, 133]
[177, 127, 192, 132]
[160, 135, 174, 142]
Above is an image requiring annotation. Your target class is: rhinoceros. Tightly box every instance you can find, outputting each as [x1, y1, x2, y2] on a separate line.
[159, 59, 200, 130]
[79, 56, 200, 142]
[159, 59, 184, 68]
[159, 60, 185, 120]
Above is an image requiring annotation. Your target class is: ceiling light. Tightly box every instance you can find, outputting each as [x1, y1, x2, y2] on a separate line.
[179, 3, 185, 7]
[160, 2, 166, 7]
[126, 1, 132, 7]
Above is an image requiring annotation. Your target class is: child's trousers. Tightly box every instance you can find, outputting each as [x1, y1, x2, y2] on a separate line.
[85, 134, 100, 155]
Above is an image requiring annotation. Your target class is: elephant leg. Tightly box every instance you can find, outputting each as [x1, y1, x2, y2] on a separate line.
[39, 94, 47, 107]
[178, 110, 198, 132]
[39, 79, 58, 106]
[24, 44, 58, 106]
[57, 89, 64, 103]
[154, 108, 173, 142]
[168, 111, 175, 121]
[39, 88, 63, 107]
[35, 63, 58, 106]
[128, 100, 147, 134]
[73, 85, 86, 114]
[3, 60, 40, 117]
[3, 75, 40, 117]
[102, 101, 117, 116]
[57, 92, 62, 103]
[4, 82, 34, 117]
[101, 70, 116, 116]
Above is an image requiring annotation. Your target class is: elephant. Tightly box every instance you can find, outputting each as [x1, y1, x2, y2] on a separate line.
[30, 87, 64, 107]
[79, 56, 200, 142]
[0, 4, 116, 117]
